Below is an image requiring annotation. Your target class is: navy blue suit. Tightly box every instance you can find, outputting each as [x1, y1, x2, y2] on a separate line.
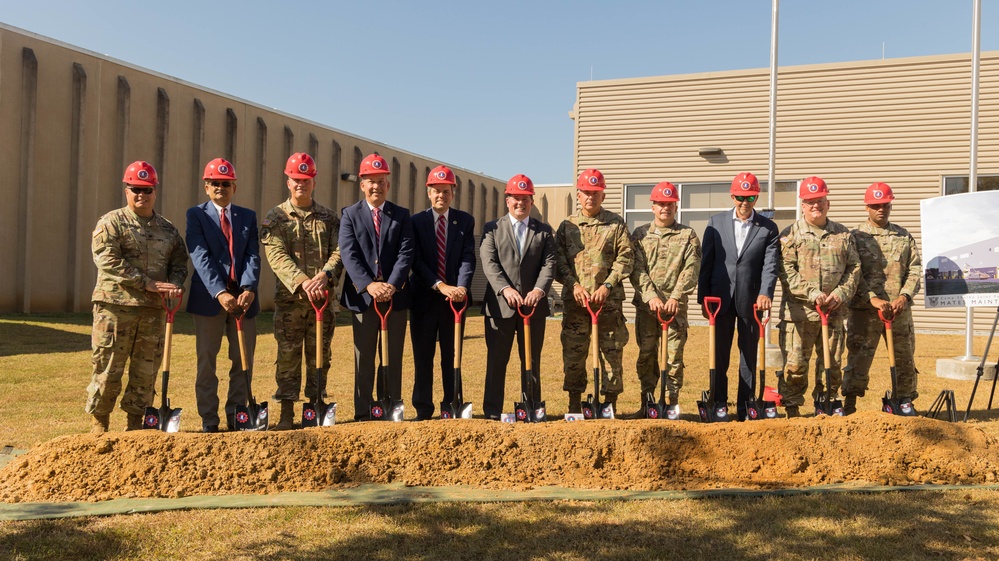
[339, 199, 414, 419]
[408, 208, 476, 419]
[186, 201, 260, 429]
[698, 209, 779, 419]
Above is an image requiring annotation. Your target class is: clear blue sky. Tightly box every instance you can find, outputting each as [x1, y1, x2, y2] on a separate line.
[3, 0, 997, 184]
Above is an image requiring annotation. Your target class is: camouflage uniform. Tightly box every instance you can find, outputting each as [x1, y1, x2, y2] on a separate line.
[86, 208, 188, 416]
[629, 222, 701, 398]
[843, 220, 922, 399]
[777, 218, 861, 407]
[261, 199, 342, 402]
[556, 208, 633, 397]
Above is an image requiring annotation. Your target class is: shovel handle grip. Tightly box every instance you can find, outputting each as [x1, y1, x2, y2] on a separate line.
[656, 310, 675, 330]
[518, 304, 536, 324]
[753, 304, 769, 334]
[878, 308, 894, 330]
[448, 297, 467, 323]
[162, 294, 182, 323]
[815, 304, 830, 326]
[310, 290, 330, 320]
[584, 299, 603, 325]
[702, 296, 721, 326]
[374, 299, 393, 330]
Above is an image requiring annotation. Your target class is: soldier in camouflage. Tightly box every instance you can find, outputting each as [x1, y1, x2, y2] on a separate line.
[555, 168, 633, 414]
[843, 183, 921, 414]
[260, 153, 342, 430]
[625, 181, 700, 418]
[777, 176, 861, 417]
[86, 161, 188, 433]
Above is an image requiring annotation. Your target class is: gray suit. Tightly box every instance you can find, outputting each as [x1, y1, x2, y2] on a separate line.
[698, 209, 780, 418]
[480, 215, 556, 418]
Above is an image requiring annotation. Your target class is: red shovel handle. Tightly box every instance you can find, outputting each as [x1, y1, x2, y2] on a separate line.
[310, 290, 330, 320]
[656, 309, 675, 330]
[815, 304, 830, 326]
[878, 308, 894, 330]
[518, 304, 536, 325]
[373, 299, 393, 330]
[162, 294, 182, 323]
[448, 297, 467, 324]
[583, 299, 603, 325]
[702, 296, 721, 326]
[753, 304, 770, 335]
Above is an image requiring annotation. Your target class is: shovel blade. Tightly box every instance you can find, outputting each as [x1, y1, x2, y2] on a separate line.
[744, 400, 763, 421]
[762, 400, 779, 419]
[697, 391, 711, 423]
[142, 406, 161, 430]
[530, 401, 546, 422]
[582, 394, 597, 420]
[254, 401, 269, 430]
[458, 401, 473, 419]
[163, 408, 182, 433]
[514, 400, 528, 422]
[235, 403, 266, 431]
[598, 400, 615, 419]
[302, 402, 319, 428]
[646, 402, 665, 420]
[815, 397, 845, 416]
[369, 399, 388, 421]
[320, 402, 337, 426]
[389, 400, 405, 422]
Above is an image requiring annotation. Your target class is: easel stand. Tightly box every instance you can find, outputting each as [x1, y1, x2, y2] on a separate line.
[963, 305, 999, 422]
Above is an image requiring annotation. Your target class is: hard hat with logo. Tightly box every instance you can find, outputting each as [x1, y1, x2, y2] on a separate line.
[650, 181, 679, 203]
[427, 165, 456, 186]
[285, 153, 317, 179]
[505, 174, 535, 195]
[799, 176, 829, 200]
[576, 168, 606, 191]
[359, 153, 390, 176]
[864, 182, 895, 204]
[730, 172, 760, 195]
[123, 161, 158, 186]
[203, 158, 237, 181]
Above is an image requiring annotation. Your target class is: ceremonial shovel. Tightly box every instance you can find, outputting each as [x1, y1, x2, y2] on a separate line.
[233, 310, 268, 431]
[645, 310, 677, 420]
[514, 304, 546, 422]
[440, 298, 473, 419]
[143, 295, 183, 432]
[814, 304, 844, 416]
[880, 309, 917, 417]
[303, 292, 336, 427]
[370, 300, 404, 421]
[697, 296, 729, 422]
[745, 304, 780, 420]
[581, 300, 614, 419]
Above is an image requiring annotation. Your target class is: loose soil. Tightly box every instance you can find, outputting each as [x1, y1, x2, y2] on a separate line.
[2, 412, 997, 504]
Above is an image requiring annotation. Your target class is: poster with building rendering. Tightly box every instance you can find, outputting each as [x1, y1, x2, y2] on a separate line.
[921, 191, 999, 308]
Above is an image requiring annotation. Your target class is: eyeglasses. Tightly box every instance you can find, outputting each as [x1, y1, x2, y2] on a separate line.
[734, 195, 757, 203]
[127, 187, 155, 195]
[802, 198, 827, 207]
[208, 181, 233, 188]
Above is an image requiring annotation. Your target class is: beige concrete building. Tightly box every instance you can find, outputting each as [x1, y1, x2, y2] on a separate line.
[0, 24, 507, 313]
[572, 51, 999, 331]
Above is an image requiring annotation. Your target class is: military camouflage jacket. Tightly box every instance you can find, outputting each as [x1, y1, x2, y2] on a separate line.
[91, 207, 188, 308]
[555, 208, 634, 301]
[629, 222, 701, 311]
[849, 220, 922, 309]
[778, 218, 861, 321]
[260, 199, 342, 303]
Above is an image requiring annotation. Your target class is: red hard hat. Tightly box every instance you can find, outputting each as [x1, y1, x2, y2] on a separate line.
[799, 176, 829, 200]
[427, 165, 456, 186]
[576, 168, 606, 191]
[359, 153, 390, 176]
[864, 182, 895, 204]
[650, 181, 679, 203]
[123, 161, 158, 186]
[203, 158, 236, 181]
[285, 153, 317, 179]
[730, 172, 760, 195]
[505, 174, 535, 195]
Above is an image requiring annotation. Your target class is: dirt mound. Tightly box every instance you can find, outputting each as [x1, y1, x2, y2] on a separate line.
[1, 412, 997, 503]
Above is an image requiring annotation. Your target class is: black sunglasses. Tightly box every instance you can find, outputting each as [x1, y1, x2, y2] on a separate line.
[208, 180, 233, 188]
[127, 187, 155, 195]
[734, 195, 757, 202]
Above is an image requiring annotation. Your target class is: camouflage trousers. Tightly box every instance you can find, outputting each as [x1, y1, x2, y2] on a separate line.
[778, 317, 845, 407]
[843, 308, 918, 399]
[561, 298, 629, 396]
[634, 305, 688, 399]
[273, 297, 335, 401]
[86, 303, 165, 416]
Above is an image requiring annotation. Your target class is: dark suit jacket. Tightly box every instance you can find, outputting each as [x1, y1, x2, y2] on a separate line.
[339, 199, 414, 313]
[480, 216, 556, 319]
[409, 208, 476, 312]
[186, 201, 260, 318]
[698, 209, 780, 319]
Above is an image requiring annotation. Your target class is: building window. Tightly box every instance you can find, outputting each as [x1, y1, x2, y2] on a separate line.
[623, 180, 798, 235]
[943, 175, 999, 195]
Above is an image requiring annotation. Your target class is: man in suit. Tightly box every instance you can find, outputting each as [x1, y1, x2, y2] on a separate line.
[480, 175, 556, 419]
[409, 165, 476, 420]
[339, 153, 415, 421]
[186, 158, 260, 433]
[697, 172, 780, 421]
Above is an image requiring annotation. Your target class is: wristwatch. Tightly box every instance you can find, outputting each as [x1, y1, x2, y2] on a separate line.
[603, 282, 613, 290]
[324, 270, 333, 281]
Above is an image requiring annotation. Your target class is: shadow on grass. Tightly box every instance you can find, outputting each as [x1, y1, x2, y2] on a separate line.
[0, 319, 91, 356]
[2, 518, 138, 559]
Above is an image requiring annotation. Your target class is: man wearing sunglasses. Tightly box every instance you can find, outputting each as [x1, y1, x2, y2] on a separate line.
[777, 176, 861, 417]
[842, 183, 921, 414]
[86, 161, 188, 433]
[698, 172, 780, 421]
[186, 158, 261, 432]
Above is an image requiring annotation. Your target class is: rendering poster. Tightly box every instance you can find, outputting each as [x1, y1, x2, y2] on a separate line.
[921, 190, 999, 308]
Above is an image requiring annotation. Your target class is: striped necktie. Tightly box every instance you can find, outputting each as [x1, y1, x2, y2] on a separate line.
[436, 214, 447, 283]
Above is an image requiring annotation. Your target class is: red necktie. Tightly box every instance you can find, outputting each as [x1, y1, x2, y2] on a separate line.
[372, 207, 382, 279]
[221, 208, 236, 282]
[436, 214, 447, 283]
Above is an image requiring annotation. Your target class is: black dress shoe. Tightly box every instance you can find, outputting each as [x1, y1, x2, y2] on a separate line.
[202, 425, 219, 433]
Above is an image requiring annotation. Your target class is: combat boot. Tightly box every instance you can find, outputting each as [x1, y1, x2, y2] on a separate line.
[126, 413, 144, 431]
[622, 397, 649, 420]
[568, 392, 582, 414]
[274, 400, 295, 431]
[90, 413, 110, 434]
[785, 406, 800, 419]
[843, 395, 857, 416]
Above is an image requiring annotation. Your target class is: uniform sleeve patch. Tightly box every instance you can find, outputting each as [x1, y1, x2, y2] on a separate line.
[262, 218, 272, 226]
